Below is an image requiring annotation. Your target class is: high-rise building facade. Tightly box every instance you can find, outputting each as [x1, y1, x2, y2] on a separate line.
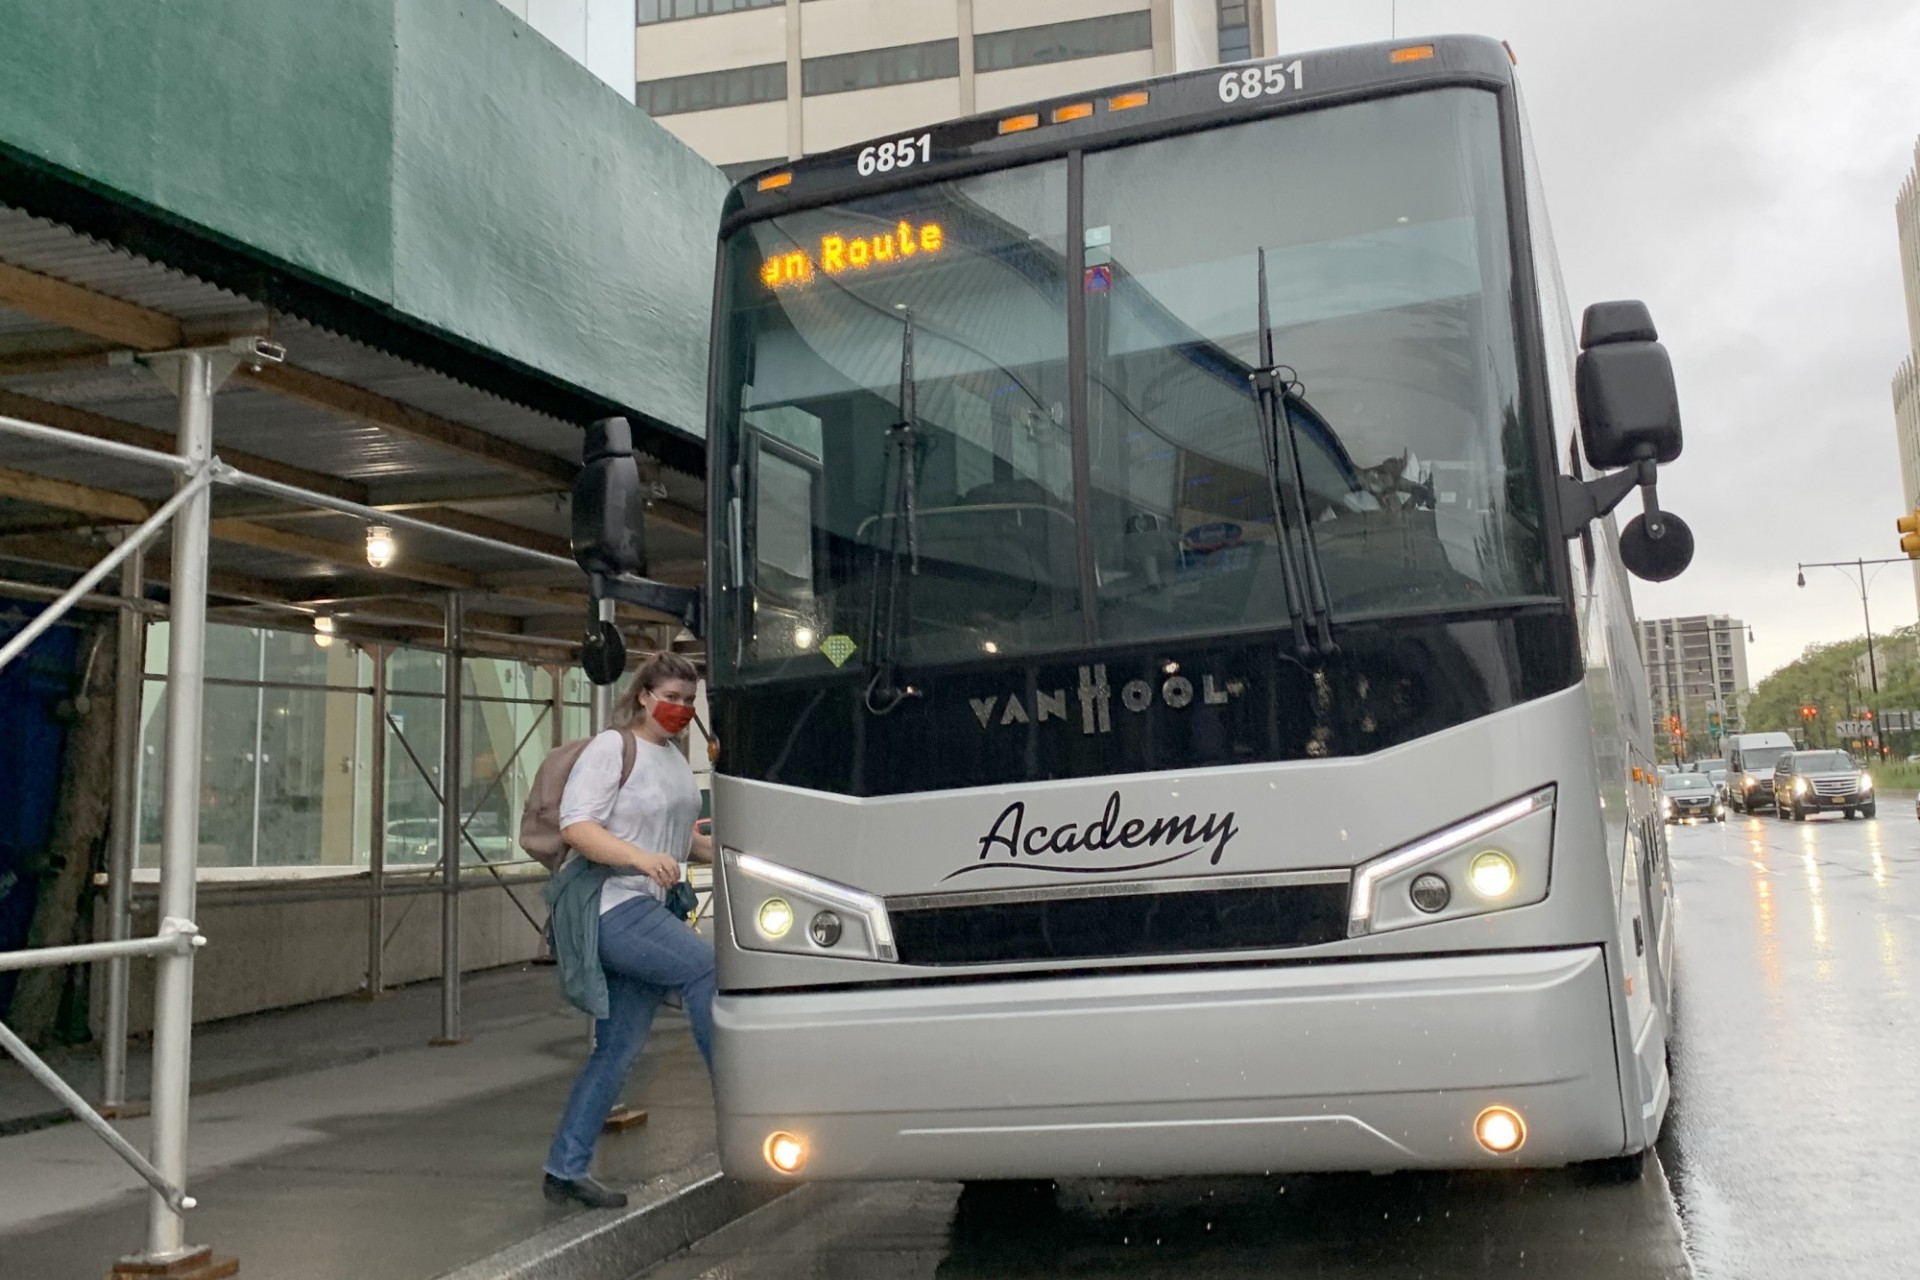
[1893, 136, 1920, 616]
[1638, 615, 1752, 753]
[633, 0, 1278, 179]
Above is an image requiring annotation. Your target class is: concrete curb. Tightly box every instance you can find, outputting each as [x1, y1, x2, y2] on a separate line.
[433, 1155, 787, 1280]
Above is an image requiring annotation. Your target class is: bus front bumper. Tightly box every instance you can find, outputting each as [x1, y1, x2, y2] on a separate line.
[712, 946, 1628, 1180]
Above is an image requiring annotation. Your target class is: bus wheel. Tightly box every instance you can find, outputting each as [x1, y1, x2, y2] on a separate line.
[956, 1180, 1058, 1216]
[1579, 1149, 1648, 1184]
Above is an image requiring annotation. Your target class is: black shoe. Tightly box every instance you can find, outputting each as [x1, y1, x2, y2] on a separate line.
[543, 1174, 629, 1209]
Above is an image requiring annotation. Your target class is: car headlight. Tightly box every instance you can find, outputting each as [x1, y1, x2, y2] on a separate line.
[723, 850, 896, 962]
[1860, 773, 1873, 794]
[1349, 787, 1555, 937]
[1743, 776, 1756, 790]
[1794, 777, 1808, 796]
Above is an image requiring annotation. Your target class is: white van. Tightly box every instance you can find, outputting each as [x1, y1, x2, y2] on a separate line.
[1727, 731, 1796, 814]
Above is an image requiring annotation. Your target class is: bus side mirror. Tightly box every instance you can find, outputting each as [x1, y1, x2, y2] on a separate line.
[1576, 301, 1682, 469]
[1559, 301, 1693, 582]
[572, 416, 649, 577]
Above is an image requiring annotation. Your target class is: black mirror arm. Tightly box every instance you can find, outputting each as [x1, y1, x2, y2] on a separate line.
[590, 572, 705, 639]
[1556, 445, 1661, 539]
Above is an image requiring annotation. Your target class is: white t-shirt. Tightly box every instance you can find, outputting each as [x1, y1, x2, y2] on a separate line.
[558, 729, 701, 916]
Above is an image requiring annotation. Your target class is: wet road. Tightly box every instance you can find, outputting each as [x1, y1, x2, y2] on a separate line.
[647, 807, 1920, 1279]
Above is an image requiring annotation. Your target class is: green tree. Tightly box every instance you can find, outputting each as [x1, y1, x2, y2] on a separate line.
[1744, 625, 1920, 753]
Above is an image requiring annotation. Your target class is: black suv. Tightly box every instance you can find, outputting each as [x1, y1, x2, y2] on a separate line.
[1772, 750, 1875, 821]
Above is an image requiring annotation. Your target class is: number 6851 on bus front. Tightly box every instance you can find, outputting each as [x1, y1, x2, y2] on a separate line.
[1218, 61, 1304, 103]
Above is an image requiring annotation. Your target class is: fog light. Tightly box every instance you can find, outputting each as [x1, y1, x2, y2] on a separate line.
[809, 910, 843, 947]
[757, 898, 794, 940]
[1467, 850, 1517, 899]
[1409, 874, 1450, 914]
[764, 1131, 806, 1174]
[1474, 1105, 1526, 1154]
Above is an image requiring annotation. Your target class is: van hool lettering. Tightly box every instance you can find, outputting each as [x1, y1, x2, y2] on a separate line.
[947, 790, 1240, 880]
[968, 663, 1246, 734]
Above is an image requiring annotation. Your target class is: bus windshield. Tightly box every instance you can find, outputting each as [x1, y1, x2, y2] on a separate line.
[711, 87, 1550, 681]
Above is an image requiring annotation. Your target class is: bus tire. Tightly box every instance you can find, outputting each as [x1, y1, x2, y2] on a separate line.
[1579, 1148, 1648, 1184]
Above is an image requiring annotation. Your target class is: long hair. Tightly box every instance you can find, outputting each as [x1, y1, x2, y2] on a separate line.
[611, 651, 700, 729]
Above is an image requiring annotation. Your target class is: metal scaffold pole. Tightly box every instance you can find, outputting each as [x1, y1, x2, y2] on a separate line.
[436, 592, 466, 1044]
[366, 643, 388, 998]
[141, 349, 219, 1267]
[100, 542, 146, 1112]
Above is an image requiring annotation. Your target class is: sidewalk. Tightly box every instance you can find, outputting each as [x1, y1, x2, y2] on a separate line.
[0, 967, 741, 1280]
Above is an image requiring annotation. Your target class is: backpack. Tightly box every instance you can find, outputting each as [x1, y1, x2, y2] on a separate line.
[520, 730, 636, 871]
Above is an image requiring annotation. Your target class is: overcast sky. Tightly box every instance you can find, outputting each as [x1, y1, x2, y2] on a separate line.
[1273, 0, 1920, 681]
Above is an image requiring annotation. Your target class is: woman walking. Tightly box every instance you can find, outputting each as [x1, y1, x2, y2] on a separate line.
[542, 652, 714, 1209]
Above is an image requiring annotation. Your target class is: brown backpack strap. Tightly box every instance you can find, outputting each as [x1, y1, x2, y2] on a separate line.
[617, 728, 637, 789]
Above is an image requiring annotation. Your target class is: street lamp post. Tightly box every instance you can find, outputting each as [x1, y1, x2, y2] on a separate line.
[1797, 556, 1905, 755]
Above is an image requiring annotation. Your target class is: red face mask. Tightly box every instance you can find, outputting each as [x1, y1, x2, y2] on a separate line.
[648, 700, 696, 736]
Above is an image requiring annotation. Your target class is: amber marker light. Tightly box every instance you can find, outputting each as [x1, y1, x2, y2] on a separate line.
[1390, 44, 1436, 62]
[1474, 1106, 1526, 1154]
[756, 171, 793, 191]
[1108, 91, 1150, 111]
[1052, 102, 1094, 123]
[764, 1131, 807, 1174]
[998, 113, 1041, 134]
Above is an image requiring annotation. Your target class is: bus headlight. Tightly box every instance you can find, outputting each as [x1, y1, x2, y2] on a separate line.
[757, 898, 794, 940]
[1349, 786, 1555, 937]
[724, 850, 897, 962]
[1468, 851, 1517, 899]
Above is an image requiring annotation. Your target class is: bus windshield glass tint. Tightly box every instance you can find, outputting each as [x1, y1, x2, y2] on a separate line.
[1082, 88, 1548, 640]
[710, 88, 1551, 683]
[713, 162, 1078, 679]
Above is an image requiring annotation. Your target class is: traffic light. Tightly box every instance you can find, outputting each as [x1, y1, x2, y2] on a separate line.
[1899, 509, 1920, 558]
[1801, 704, 1817, 720]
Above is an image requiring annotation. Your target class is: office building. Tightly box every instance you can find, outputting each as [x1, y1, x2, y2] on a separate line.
[633, 0, 1279, 178]
[1894, 136, 1920, 617]
[1638, 615, 1752, 749]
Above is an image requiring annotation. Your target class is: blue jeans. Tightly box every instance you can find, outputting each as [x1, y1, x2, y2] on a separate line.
[545, 893, 715, 1180]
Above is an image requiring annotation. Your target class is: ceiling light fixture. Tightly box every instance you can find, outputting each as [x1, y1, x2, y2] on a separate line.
[365, 525, 396, 569]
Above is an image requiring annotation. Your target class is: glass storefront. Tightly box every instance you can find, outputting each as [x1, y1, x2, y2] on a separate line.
[135, 622, 599, 873]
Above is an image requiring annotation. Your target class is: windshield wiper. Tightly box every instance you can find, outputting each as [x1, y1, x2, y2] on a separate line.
[1251, 248, 1338, 658]
[863, 306, 924, 715]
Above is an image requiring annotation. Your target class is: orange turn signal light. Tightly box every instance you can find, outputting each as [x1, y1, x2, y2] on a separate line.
[1107, 91, 1150, 112]
[756, 172, 793, 192]
[1052, 102, 1094, 124]
[1391, 45, 1435, 63]
[998, 113, 1041, 135]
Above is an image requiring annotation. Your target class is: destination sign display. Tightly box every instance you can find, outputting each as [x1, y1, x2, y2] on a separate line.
[761, 219, 945, 290]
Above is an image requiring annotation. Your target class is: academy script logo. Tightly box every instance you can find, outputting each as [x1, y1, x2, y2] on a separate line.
[968, 663, 1245, 735]
[942, 790, 1240, 881]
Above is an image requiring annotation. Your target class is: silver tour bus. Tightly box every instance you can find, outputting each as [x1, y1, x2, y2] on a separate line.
[702, 34, 1693, 1184]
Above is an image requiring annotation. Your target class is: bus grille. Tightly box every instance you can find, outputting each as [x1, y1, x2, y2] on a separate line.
[887, 880, 1350, 966]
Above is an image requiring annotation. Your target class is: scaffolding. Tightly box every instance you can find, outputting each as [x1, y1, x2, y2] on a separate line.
[0, 343, 601, 1272]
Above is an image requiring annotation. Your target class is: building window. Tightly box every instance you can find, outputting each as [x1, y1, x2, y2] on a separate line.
[974, 11, 1153, 73]
[1217, 0, 1252, 62]
[639, 0, 781, 24]
[638, 63, 788, 116]
[801, 39, 960, 96]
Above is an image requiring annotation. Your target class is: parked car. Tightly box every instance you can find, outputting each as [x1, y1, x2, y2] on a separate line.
[1661, 772, 1724, 823]
[1771, 749, 1875, 822]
